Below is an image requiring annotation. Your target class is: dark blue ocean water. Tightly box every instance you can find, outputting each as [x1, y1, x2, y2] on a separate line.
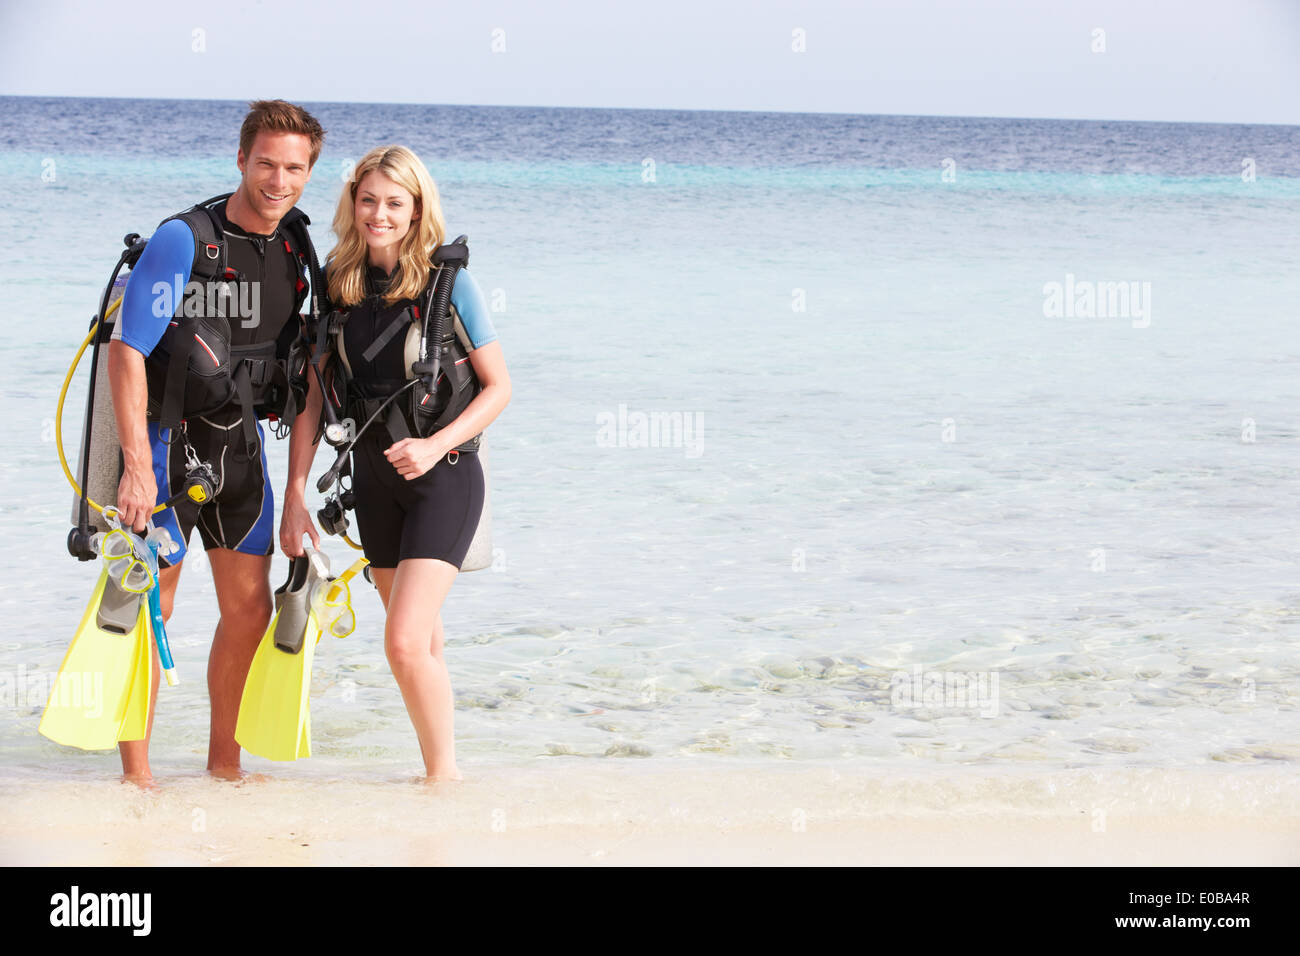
[5, 95, 1300, 176]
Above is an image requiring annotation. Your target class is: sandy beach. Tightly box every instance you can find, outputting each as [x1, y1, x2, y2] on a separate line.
[9, 813, 1294, 867]
[3, 763, 1295, 866]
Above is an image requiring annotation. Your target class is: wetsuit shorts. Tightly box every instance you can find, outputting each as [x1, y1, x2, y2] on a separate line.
[350, 435, 485, 569]
[150, 414, 275, 566]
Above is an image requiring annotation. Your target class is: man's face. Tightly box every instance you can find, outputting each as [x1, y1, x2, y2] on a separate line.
[236, 131, 313, 224]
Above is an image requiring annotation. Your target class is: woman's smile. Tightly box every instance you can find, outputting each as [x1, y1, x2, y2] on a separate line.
[353, 169, 417, 271]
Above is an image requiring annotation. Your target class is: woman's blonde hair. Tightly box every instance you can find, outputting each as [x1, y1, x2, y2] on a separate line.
[326, 145, 447, 307]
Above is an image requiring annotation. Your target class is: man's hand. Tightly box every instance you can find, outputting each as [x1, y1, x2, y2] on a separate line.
[116, 466, 158, 534]
[279, 495, 321, 556]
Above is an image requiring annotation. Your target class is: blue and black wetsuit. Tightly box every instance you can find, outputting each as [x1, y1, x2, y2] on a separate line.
[329, 262, 497, 569]
[115, 200, 305, 565]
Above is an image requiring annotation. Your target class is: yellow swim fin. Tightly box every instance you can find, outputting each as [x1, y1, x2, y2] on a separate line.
[235, 553, 324, 761]
[40, 566, 152, 750]
[117, 602, 157, 742]
[235, 550, 368, 762]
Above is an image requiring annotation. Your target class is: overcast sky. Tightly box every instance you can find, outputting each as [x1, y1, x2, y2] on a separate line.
[2, 0, 1297, 124]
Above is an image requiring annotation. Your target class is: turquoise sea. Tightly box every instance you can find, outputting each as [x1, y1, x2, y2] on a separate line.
[0, 98, 1297, 827]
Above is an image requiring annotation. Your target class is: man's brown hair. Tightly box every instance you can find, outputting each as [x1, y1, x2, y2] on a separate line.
[239, 100, 325, 167]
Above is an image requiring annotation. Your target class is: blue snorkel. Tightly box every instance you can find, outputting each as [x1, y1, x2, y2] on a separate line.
[145, 539, 178, 686]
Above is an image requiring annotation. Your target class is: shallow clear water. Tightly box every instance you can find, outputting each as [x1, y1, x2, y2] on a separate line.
[0, 97, 1298, 782]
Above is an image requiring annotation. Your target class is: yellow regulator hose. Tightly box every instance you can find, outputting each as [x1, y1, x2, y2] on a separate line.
[56, 298, 165, 517]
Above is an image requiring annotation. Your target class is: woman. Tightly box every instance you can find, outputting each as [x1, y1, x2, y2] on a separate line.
[280, 146, 510, 781]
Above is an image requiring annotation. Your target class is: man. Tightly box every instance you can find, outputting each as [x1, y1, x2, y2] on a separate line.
[110, 100, 325, 782]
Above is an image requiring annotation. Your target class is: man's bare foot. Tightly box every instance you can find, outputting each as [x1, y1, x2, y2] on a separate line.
[207, 764, 249, 782]
[121, 772, 157, 790]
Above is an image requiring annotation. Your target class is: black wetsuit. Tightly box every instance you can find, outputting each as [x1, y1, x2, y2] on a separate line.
[330, 264, 493, 569]
[117, 201, 307, 563]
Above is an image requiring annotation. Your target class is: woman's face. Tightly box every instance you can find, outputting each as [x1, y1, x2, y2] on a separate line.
[353, 169, 418, 264]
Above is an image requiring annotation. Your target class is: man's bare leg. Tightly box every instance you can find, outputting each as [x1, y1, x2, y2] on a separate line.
[206, 548, 273, 778]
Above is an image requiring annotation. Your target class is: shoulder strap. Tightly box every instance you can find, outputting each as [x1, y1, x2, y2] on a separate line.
[278, 206, 314, 265]
[162, 192, 232, 284]
[279, 205, 324, 329]
[359, 269, 435, 365]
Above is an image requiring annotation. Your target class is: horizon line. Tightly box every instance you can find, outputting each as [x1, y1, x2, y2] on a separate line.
[2, 91, 1296, 130]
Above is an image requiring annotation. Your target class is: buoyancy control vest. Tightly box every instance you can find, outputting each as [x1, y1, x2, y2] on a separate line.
[321, 237, 482, 455]
[141, 193, 318, 458]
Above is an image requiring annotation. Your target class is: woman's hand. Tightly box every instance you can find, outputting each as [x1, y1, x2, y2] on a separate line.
[279, 495, 321, 556]
[384, 435, 448, 480]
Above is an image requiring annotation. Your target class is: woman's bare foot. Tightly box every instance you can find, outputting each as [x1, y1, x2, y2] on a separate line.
[423, 767, 464, 784]
[234, 771, 274, 784]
